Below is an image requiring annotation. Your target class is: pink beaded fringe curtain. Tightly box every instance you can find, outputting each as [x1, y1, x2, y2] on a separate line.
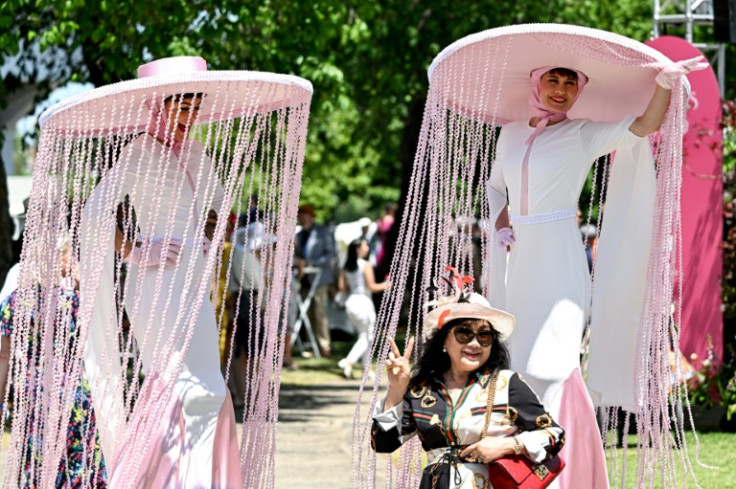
[353, 25, 697, 489]
[2, 73, 311, 488]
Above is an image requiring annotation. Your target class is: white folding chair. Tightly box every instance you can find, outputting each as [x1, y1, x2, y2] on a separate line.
[290, 266, 323, 358]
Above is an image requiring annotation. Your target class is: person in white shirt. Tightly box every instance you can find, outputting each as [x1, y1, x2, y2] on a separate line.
[337, 238, 387, 379]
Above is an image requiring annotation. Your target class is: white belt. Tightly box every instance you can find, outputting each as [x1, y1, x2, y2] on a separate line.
[510, 207, 576, 225]
[143, 235, 204, 247]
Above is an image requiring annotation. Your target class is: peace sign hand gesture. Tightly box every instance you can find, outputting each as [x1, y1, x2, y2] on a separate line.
[383, 336, 415, 410]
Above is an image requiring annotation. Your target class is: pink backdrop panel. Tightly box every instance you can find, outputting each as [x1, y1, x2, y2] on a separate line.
[646, 36, 723, 369]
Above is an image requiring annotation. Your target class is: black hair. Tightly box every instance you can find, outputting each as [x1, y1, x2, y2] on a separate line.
[411, 317, 510, 386]
[238, 209, 265, 228]
[344, 238, 366, 272]
[545, 67, 578, 81]
[163, 92, 204, 104]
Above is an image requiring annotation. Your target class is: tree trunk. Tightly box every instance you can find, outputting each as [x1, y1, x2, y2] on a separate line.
[0, 153, 17, 288]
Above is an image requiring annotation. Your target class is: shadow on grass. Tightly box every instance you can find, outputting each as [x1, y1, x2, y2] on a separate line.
[277, 382, 364, 423]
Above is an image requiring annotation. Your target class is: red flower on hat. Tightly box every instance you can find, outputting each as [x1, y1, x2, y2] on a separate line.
[427, 266, 477, 316]
[444, 265, 474, 290]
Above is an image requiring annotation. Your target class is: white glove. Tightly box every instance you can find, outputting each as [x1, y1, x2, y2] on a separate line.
[203, 236, 212, 256]
[497, 227, 515, 248]
[655, 56, 709, 89]
[125, 236, 181, 268]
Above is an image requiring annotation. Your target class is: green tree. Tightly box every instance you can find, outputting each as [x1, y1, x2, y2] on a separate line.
[0, 0, 658, 282]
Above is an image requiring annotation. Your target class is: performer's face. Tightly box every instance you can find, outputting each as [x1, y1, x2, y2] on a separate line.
[539, 71, 578, 112]
[444, 320, 493, 375]
[165, 96, 202, 142]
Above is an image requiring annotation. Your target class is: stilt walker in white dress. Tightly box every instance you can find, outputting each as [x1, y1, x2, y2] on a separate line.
[487, 60, 702, 488]
[352, 25, 707, 489]
[3, 56, 312, 489]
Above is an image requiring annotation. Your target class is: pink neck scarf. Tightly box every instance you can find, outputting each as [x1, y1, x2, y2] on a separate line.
[526, 66, 588, 145]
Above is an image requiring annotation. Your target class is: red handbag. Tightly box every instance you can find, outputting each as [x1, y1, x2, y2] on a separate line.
[487, 454, 565, 489]
[481, 372, 565, 489]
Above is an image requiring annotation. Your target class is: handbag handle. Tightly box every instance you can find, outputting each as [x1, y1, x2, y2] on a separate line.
[480, 371, 499, 439]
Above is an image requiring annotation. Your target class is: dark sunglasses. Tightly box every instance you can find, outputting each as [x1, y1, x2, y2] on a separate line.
[452, 326, 495, 347]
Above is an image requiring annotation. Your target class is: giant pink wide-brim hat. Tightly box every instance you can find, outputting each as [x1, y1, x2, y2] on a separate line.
[423, 292, 515, 343]
[39, 56, 313, 133]
[427, 23, 687, 124]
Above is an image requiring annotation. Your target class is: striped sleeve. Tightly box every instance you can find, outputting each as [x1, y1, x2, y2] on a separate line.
[508, 372, 565, 462]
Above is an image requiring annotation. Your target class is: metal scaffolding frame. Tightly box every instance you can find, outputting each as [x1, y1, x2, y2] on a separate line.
[653, 0, 726, 96]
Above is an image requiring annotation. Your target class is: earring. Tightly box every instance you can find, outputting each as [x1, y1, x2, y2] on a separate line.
[442, 347, 447, 353]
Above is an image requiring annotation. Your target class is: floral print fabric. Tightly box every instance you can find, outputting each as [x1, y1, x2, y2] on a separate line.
[0, 289, 108, 488]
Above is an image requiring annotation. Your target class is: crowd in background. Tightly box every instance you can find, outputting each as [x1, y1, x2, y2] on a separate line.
[210, 200, 398, 396]
[211, 196, 598, 391]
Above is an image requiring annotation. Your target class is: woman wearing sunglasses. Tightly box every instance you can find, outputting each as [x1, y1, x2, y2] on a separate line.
[371, 271, 564, 489]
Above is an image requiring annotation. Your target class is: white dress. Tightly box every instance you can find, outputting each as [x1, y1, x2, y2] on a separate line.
[487, 117, 655, 489]
[487, 116, 640, 400]
[81, 135, 240, 488]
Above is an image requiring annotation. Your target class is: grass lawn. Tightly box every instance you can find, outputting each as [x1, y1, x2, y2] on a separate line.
[614, 432, 736, 488]
[280, 338, 377, 385]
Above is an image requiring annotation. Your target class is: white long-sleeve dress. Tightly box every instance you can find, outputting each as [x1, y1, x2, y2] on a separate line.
[487, 116, 650, 401]
[486, 116, 655, 489]
[80, 134, 240, 488]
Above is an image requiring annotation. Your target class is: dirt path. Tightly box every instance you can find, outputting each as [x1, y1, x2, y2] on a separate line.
[275, 379, 386, 488]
